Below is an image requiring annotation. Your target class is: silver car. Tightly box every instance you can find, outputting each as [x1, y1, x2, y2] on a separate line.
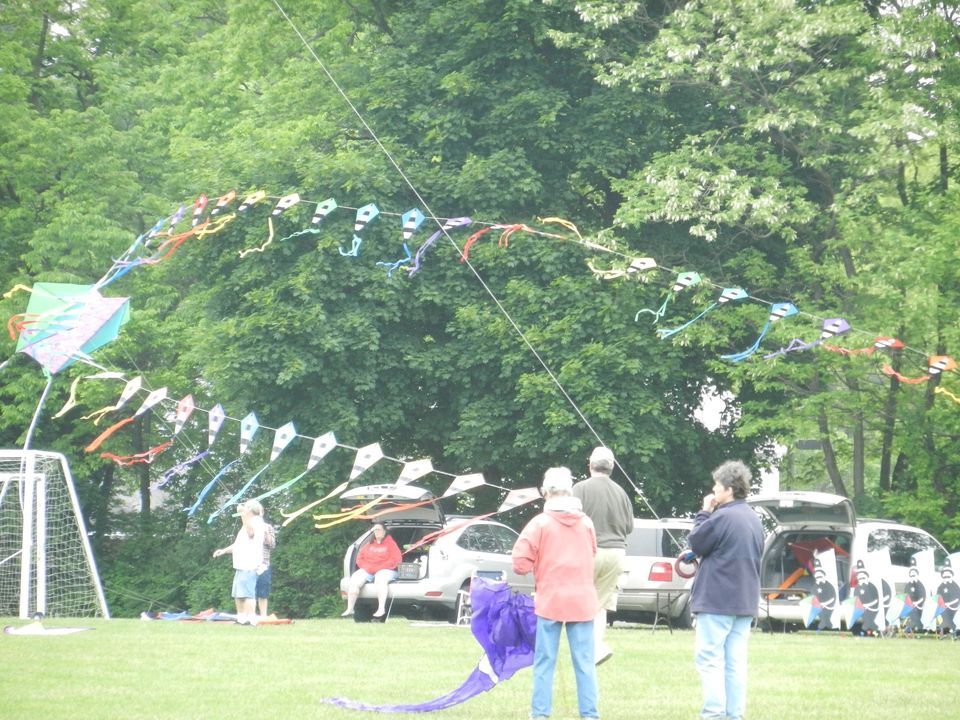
[613, 518, 695, 628]
[339, 484, 534, 622]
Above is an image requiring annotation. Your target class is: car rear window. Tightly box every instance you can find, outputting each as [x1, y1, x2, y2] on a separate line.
[457, 523, 517, 554]
[625, 525, 689, 557]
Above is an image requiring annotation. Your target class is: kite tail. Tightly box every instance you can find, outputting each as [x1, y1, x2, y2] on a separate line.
[185, 459, 241, 517]
[656, 303, 716, 339]
[635, 295, 672, 324]
[101, 441, 173, 466]
[721, 320, 772, 363]
[207, 462, 272, 524]
[323, 667, 495, 713]
[461, 227, 496, 262]
[158, 449, 209, 488]
[880, 365, 930, 384]
[935, 387, 960, 405]
[84, 415, 135, 452]
[280, 482, 350, 527]
[763, 338, 816, 360]
[407, 229, 443, 277]
[250, 467, 312, 504]
[53, 376, 85, 418]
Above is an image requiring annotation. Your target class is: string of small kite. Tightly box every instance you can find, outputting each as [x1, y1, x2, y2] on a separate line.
[44, 365, 542, 531]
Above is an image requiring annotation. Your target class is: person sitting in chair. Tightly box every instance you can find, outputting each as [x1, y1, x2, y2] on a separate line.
[342, 523, 402, 619]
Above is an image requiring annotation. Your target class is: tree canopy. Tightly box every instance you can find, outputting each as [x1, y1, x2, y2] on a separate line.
[2, 0, 958, 617]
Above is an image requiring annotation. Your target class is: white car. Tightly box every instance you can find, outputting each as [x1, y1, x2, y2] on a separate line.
[749, 491, 949, 629]
[613, 518, 694, 628]
[339, 484, 534, 621]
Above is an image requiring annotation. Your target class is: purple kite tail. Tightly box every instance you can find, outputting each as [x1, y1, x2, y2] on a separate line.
[322, 577, 535, 713]
[322, 666, 495, 713]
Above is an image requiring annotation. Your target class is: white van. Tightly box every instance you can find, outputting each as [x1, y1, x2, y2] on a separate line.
[748, 491, 949, 629]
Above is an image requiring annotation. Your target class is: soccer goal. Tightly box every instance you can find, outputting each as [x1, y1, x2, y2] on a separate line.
[0, 450, 109, 618]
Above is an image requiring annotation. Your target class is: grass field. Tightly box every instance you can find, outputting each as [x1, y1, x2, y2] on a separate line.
[2, 617, 958, 720]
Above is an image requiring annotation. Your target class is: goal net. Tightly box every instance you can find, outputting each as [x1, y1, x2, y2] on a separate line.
[0, 450, 109, 618]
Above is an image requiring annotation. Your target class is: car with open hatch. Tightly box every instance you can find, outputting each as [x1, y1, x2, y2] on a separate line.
[339, 483, 534, 622]
[748, 490, 949, 629]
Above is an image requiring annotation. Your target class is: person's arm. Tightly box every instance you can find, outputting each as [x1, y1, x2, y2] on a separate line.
[385, 536, 402, 569]
[212, 543, 233, 558]
[687, 507, 722, 557]
[620, 494, 634, 538]
[355, 542, 372, 572]
[511, 520, 540, 575]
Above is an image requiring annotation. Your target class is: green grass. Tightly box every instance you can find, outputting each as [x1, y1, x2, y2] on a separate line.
[2, 618, 958, 719]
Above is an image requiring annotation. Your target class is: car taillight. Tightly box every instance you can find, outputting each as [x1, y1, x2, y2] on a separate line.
[649, 562, 673, 582]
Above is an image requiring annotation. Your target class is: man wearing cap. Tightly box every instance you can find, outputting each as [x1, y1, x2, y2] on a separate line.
[572, 446, 634, 665]
[513, 466, 599, 720]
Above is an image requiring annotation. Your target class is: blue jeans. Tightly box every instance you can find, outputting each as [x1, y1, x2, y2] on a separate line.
[694, 613, 752, 720]
[531, 617, 598, 719]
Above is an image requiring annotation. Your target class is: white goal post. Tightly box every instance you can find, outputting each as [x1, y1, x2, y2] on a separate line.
[0, 450, 109, 618]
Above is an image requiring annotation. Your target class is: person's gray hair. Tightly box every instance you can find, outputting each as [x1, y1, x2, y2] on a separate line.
[711, 460, 752, 499]
[542, 466, 573, 495]
[589, 446, 615, 475]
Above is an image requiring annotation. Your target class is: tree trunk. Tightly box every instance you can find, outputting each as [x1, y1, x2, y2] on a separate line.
[818, 407, 849, 497]
[852, 412, 864, 498]
[878, 372, 899, 492]
[29, 12, 49, 108]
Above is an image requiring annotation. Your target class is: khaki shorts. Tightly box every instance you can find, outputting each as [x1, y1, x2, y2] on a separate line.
[594, 547, 626, 611]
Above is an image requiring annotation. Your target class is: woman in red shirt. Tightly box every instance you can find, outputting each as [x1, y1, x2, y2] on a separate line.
[342, 523, 402, 618]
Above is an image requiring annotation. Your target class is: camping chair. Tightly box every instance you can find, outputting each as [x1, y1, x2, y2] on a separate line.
[456, 570, 505, 626]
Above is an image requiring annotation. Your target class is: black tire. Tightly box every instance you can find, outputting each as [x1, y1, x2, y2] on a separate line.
[353, 604, 373, 623]
[675, 599, 693, 629]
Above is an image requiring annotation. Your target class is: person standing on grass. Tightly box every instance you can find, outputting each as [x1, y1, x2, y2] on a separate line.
[256, 517, 276, 618]
[572, 445, 634, 665]
[513, 466, 599, 720]
[687, 460, 763, 720]
[212, 499, 266, 625]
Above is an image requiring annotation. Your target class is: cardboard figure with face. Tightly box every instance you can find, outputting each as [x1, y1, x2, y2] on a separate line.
[899, 553, 930, 632]
[811, 550, 841, 630]
[851, 557, 886, 634]
[935, 556, 960, 635]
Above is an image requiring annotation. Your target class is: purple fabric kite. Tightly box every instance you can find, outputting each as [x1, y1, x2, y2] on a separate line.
[322, 576, 536, 713]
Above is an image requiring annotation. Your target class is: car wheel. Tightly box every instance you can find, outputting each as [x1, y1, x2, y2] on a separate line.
[353, 604, 373, 623]
[450, 582, 471, 625]
[675, 599, 693, 629]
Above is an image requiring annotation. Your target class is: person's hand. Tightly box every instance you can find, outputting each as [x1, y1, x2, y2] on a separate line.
[213, 548, 224, 558]
[701, 493, 717, 512]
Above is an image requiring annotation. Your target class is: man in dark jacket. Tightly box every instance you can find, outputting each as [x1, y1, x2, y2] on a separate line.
[687, 460, 763, 720]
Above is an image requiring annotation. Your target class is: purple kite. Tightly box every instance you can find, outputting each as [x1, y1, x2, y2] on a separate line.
[322, 577, 535, 713]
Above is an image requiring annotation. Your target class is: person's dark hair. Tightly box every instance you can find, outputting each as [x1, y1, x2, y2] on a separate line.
[711, 460, 751, 499]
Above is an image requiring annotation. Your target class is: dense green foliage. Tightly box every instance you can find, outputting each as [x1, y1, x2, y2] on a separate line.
[2, 0, 959, 617]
